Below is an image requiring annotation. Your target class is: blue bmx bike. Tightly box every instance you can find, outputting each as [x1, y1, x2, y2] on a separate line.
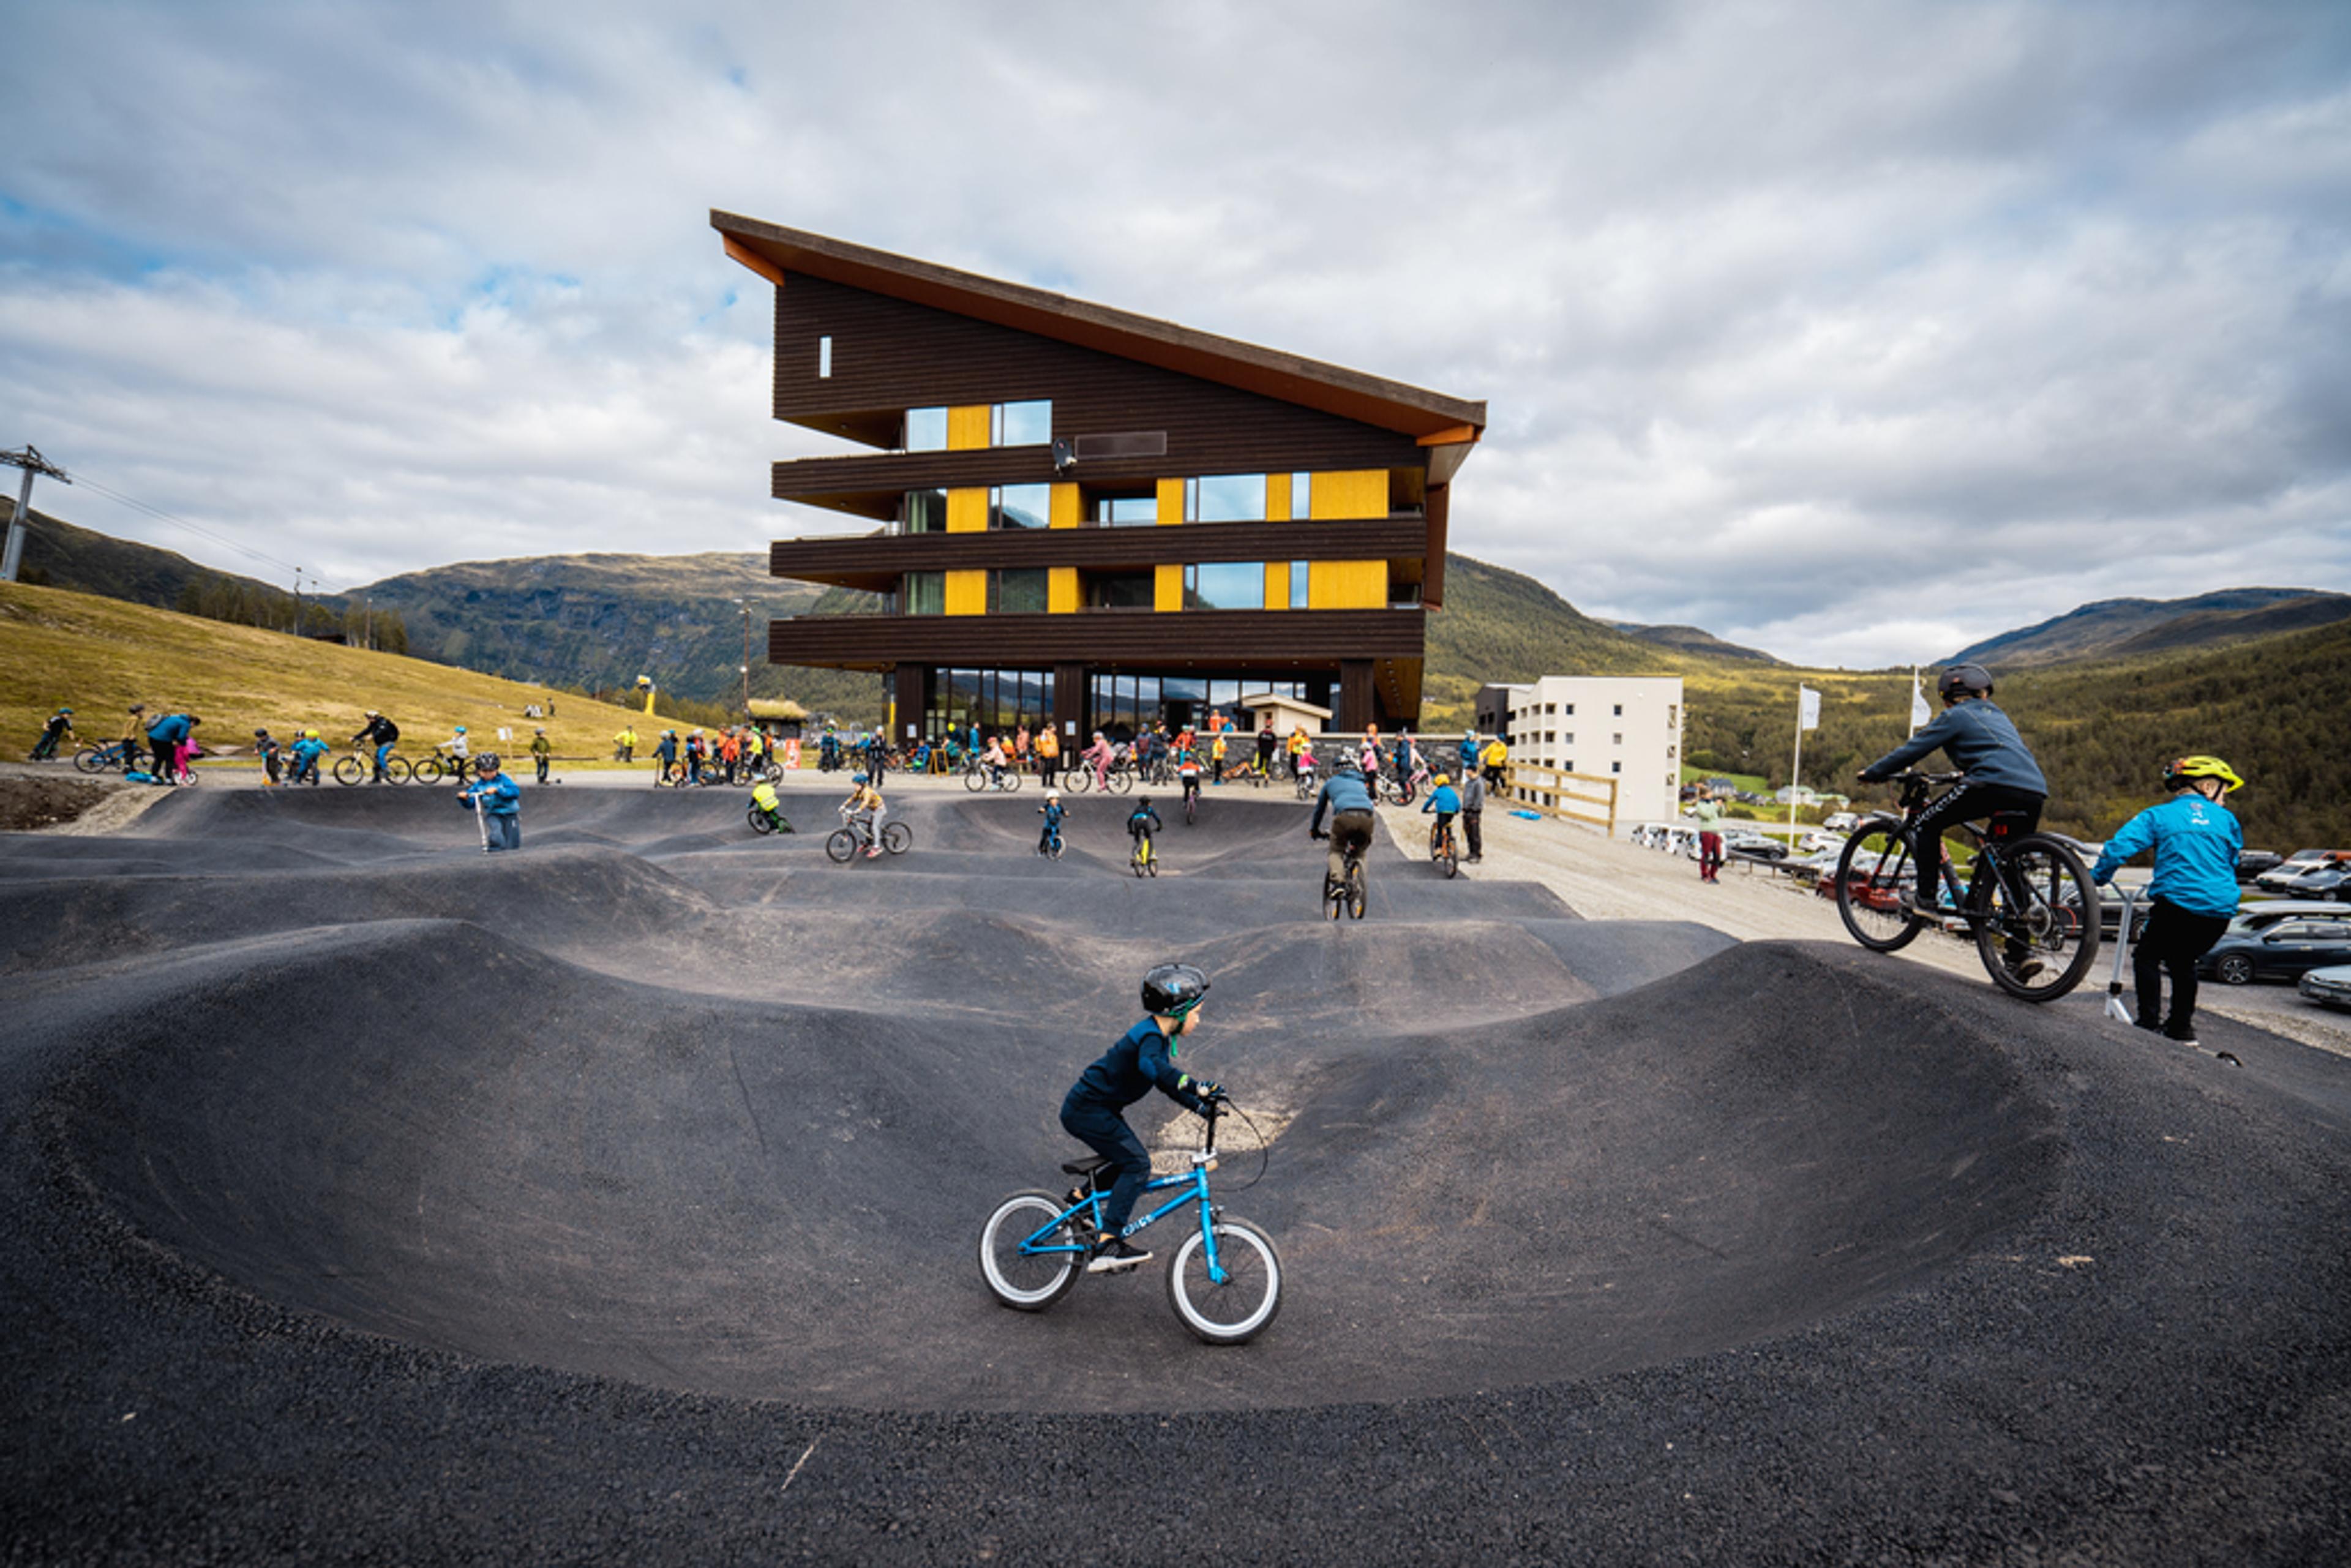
[977, 1097, 1282, 1344]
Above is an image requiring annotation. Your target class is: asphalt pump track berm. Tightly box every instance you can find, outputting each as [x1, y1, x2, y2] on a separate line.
[2, 783, 2345, 1563]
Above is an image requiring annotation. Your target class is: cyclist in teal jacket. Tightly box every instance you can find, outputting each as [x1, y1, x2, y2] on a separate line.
[2090, 756, 2244, 1048]
[1059, 964, 1220, 1274]
[1857, 663, 2047, 917]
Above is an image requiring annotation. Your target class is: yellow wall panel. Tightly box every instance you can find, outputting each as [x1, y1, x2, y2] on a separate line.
[947, 405, 990, 451]
[1156, 477, 1186, 524]
[1265, 475, 1292, 522]
[1050, 483, 1081, 528]
[1048, 566, 1079, 613]
[1265, 561, 1291, 608]
[945, 488, 986, 533]
[1310, 470, 1386, 520]
[944, 569, 987, 616]
[1309, 559, 1385, 609]
[1155, 563, 1184, 612]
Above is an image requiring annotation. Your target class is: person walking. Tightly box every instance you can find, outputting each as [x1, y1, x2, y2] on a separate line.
[530, 727, 552, 784]
[1692, 789, 1726, 882]
[1037, 724, 1060, 789]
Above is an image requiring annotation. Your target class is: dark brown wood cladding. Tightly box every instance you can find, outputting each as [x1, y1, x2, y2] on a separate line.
[768, 609, 1424, 673]
[769, 519, 1429, 591]
[773, 276, 1422, 479]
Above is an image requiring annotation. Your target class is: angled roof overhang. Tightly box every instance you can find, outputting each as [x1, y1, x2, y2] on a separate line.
[713, 211, 1487, 445]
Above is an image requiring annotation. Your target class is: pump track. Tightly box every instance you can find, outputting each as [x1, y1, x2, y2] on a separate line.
[2, 782, 2346, 1564]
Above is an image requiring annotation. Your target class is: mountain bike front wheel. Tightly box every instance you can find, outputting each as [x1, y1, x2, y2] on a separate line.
[1835, 817, 1923, 951]
[825, 828, 857, 863]
[332, 756, 366, 785]
[979, 1191, 1084, 1311]
[1166, 1218, 1281, 1344]
[1975, 835, 2101, 1002]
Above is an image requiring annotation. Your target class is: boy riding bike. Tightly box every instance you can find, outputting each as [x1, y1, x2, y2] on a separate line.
[1038, 789, 1066, 855]
[1854, 664, 2047, 921]
[1059, 963, 1221, 1274]
[1421, 771, 1461, 860]
[841, 771, 885, 858]
[1128, 797, 1164, 871]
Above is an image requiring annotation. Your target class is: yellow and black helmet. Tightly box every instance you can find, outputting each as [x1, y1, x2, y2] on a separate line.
[2163, 755, 2242, 793]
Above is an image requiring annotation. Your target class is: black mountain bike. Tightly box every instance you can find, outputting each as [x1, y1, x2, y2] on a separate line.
[1834, 771, 2101, 1000]
[1317, 832, 1369, 920]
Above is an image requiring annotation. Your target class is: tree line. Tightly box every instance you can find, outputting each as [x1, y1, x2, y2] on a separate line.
[172, 580, 410, 655]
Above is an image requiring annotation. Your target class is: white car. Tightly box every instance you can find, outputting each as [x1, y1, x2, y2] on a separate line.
[2299, 964, 2351, 1011]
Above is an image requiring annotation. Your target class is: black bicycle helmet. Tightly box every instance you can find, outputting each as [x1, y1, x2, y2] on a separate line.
[1937, 663, 1995, 701]
[1141, 962, 1210, 1019]
[474, 752, 501, 775]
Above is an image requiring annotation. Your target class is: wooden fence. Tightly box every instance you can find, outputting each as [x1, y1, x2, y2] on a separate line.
[1499, 762, 1620, 836]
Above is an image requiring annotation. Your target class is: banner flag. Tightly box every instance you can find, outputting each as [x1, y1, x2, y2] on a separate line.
[1910, 676, 1930, 732]
[1798, 685, 1821, 732]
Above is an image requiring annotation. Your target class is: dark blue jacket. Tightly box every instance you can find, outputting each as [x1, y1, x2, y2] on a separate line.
[1067, 1017, 1209, 1115]
[1310, 769, 1376, 833]
[1128, 806, 1162, 836]
[146, 713, 191, 745]
[2091, 794, 2243, 918]
[1860, 700, 2047, 795]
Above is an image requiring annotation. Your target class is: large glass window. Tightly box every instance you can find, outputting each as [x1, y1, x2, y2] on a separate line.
[1291, 473, 1311, 517]
[1289, 559, 1310, 609]
[928, 668, 1052, 740]
[991, 484, 1051, 530]
[1093, 493, 1158, 526]
[992, 399, 1052, 446]
[901, 488, 947, 534]
[989, 568, 1048, 614]
[1183, 561, 1265, 610]
[903, 571, 944, 615]
[1086, 571, 1154, 610]
[1186, 474, 1267, 522]
[905, 407, 947, 452]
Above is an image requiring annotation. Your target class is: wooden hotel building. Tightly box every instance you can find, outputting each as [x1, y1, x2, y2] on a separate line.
[713, 211, 1486, 742]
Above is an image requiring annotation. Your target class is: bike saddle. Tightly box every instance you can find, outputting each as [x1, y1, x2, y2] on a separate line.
[1060, 1154, 1114, 1178]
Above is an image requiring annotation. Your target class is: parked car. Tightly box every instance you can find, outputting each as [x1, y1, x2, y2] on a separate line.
[1724, 830, 1790, 861]
[2197, 913, 2351, 986]
[2229, 900, 2347, 934]
[2237, 849, 2285, 883]
[2262, 855, 2351, 902]
[1821, 812, 1859, 834]
[2299, 964, 2351, 1012]
[2255, 849, 2342, 894]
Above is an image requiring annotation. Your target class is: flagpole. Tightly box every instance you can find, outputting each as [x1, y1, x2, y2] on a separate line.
[1789, 690, 1804, 834]
[1908, 666, 1919, 738]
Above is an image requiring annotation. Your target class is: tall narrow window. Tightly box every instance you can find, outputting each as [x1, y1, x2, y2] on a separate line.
[817, 335, 833, 378]
[1291, 473, 1311, 518]
[1289, 560, 1310, 609]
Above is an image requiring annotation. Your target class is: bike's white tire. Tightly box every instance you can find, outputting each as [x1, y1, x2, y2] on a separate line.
[979, 1191, 1082, 1311]
[1165, 1218, 1282, 1344]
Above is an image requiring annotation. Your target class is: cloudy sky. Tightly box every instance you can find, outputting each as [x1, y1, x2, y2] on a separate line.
[4, 0, 2347, 667]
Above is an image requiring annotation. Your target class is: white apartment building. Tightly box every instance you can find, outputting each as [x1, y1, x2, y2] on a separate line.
[1488, 675, 1685, 827]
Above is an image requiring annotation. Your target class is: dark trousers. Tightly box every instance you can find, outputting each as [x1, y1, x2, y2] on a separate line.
[534, 756, 549, 782]
[1912, 784, 2043, 905]
[1463, 808, 1482, 860]
[1059, 1097, 1153, 1234]
[1326, 808, 1376, 884]
[2135, 898, 2230, 1039]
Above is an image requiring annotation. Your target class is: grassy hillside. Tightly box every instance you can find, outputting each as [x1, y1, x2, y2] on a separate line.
[353, 552, 829, 708]
[1949, 587, 2350, 668]
[1, 580, 657, 767]
[6, 498, 292, 616]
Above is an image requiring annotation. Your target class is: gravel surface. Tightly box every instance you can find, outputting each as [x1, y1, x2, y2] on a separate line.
[2, 781, 2347, 1564]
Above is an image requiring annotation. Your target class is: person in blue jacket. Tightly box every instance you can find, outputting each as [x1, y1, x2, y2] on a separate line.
[143, 711, 193, 786]
[1037, 789, 1065, 856]
[1308, 749, 1379, 893]
[1420, 771, 1462, 859]
[1856, 663, 2047, 917]
[458, 752, 523, 852]
[287, 728, 331, 786]
[1059, 964, 1221, 1274]
[2090, 756, 2244, 1048]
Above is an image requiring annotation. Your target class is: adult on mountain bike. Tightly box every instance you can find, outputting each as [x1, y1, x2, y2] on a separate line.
[351, 710, 400, 783]
[1308, 748, 1379, 897]
[1057, 962, 1221, 1274]
[1854, 664, 2047, 921]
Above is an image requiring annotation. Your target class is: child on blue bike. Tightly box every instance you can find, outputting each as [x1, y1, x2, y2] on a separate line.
[1060, 964, 1221, 1273]
[1420, 771, 1461, 857]
[1038, 789, 1065, 855]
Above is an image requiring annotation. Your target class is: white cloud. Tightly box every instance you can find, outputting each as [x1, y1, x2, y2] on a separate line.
[1, 0, 2347, 665]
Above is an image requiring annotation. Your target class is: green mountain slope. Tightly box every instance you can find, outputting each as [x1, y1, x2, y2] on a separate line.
[1608, 620, 1783, 664]
[4, 498, 290, 613]
[350, 553, 835, 708]
[1949, 588, 2351, 668]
